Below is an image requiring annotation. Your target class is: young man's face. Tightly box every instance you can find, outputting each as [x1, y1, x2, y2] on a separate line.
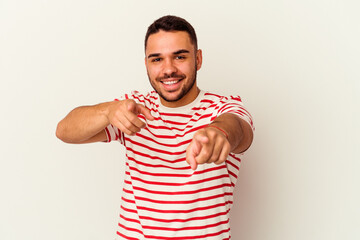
[145, 30, 202, 108]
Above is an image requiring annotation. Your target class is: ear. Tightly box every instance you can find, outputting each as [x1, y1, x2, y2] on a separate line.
[196, 49, 203, 71]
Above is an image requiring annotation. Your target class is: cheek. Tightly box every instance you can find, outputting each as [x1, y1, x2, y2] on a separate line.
[182, 64, 194, 76]
[146, 66, 157, 79]
[150, 64, 161, 73]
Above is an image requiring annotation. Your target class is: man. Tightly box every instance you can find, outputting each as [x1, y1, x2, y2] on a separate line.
[56, 15, 254, 240]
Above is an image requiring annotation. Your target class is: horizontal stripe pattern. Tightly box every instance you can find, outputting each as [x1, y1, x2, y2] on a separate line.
[105, 90, 254, 239]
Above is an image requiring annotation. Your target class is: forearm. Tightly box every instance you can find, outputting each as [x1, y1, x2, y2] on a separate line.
[210, 113, 253, 154]
[56, 102, 111, 143]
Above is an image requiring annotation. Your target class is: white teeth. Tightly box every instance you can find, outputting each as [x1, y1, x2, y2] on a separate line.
[163, 80, 179, 85]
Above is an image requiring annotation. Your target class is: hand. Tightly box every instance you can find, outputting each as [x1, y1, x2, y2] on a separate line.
[106, 99, 154, 135]
[186, 126, 231, 170]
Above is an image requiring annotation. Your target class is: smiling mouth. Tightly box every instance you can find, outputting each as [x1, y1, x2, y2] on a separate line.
[160, 78, 183, 85]
[162, 80, 180, 85]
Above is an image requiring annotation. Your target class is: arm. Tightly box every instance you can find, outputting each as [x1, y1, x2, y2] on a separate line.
[56, 99, 154, 144]
[186, 113, 253, 170]
[210, 113, 253, 154]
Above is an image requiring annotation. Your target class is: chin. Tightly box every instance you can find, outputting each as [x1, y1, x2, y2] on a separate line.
[161, 92, 183, 102]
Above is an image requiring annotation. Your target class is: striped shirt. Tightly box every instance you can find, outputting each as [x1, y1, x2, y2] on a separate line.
[105, 90, 254, 240]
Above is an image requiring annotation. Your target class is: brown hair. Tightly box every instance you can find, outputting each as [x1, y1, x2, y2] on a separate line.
[145, 15, 198, 50]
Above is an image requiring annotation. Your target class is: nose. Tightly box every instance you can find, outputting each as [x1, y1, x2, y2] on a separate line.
[163, 58, 177, 76]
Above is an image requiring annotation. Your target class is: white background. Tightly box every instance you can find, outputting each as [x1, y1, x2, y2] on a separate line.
[1, 0, 359, 239]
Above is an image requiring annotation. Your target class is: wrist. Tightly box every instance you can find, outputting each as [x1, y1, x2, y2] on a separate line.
[97, 101, 113, 121]
[205, 124, 229, 139]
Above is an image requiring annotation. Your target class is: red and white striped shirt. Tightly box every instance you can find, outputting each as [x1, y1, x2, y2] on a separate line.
[105, 90, 254, 240]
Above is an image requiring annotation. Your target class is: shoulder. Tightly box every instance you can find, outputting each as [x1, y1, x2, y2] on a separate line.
[202, 91, 243, 105]
[126, 90, 159, 108]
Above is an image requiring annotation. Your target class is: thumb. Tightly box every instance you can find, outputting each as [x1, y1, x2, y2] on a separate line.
[136, 104, 155, 121]
[126, 100, 138, 113]
[194, 133, 209, 145]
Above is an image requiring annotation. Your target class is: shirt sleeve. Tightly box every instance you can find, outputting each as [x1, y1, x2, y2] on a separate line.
[215, 95, 255, 132]
[104, 124, 125, 144]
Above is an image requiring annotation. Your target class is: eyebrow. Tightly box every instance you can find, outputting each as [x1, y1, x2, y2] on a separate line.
[147, 49, 190, 59]
[173, 49, 190, 55]
[147, 53, 160, 59]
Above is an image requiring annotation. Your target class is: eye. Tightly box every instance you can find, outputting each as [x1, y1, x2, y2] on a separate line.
[151, 57, 162, 63]
[175, 55, 186, 60]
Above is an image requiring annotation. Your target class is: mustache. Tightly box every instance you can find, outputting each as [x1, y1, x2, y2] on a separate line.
[156, 73, 186, 81]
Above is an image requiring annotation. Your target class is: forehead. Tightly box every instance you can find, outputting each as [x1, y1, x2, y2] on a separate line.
[146, 30, 194, 55]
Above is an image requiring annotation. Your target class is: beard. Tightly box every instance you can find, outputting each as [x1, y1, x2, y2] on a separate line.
[148, 64, 197, 103]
